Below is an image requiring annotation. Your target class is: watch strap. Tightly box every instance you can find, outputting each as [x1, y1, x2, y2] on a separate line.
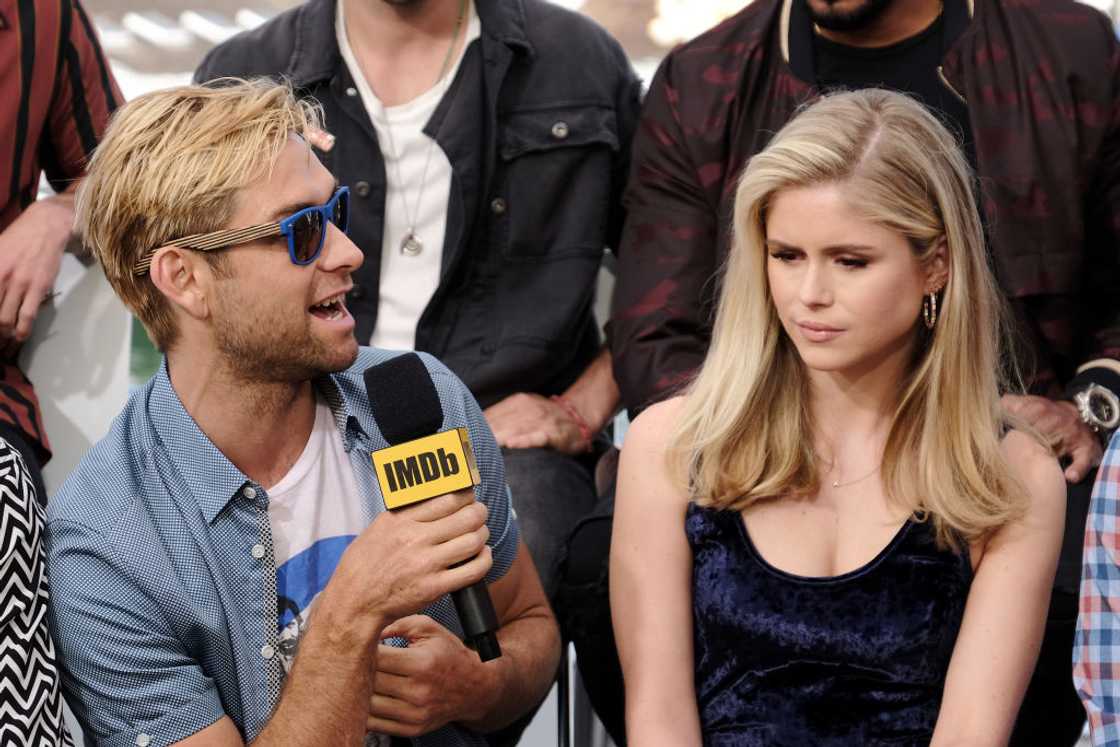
[1066, 364, 1120, 406]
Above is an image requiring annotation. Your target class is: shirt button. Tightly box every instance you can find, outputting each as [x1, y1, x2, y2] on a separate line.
[135, 735, 151, 747]
[490, 197, 507, 215]
[261, 644, 276, 660]
[251, 544, 266, 559]
[345, 86, 358, 97]
[355, 180, 372, 198]
[551, 121, 570, 140]
[242, 486, 257, 500]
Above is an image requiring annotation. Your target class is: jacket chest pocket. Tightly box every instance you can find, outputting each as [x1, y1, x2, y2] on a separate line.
[493, 105, 619, 260]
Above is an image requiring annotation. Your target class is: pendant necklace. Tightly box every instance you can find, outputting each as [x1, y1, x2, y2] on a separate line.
[830, 464, 881, 489]
[378, 0, 467, 256]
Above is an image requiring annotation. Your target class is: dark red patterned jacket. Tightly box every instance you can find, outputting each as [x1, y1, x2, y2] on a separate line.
[0, 0, 120, 462]
[610, 0, 1120, 414]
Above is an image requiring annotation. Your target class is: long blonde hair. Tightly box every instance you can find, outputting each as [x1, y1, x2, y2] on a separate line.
[670, 89, 1026, 548]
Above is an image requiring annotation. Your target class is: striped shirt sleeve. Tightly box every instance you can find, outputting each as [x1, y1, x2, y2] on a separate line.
[41, 0, 121, 192]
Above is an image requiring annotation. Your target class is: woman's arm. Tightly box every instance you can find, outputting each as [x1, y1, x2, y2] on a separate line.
[609, 398, 702, 746]
[931, 430, 1066, 746]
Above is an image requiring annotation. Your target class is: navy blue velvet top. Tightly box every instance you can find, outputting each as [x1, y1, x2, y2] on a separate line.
[686, 503, 972, 746]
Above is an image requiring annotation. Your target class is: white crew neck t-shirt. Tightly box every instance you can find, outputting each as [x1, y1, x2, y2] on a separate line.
[268, 396, 365, 671]
[267, 396, 389, 745]
[336, 0, 482, 351]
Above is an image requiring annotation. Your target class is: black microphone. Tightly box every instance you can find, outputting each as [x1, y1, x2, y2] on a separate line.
[364, 352, 502, 662]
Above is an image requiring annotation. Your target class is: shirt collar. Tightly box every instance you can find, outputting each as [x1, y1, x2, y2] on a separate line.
[287, 0, 531, 87]
[149, 361, 252, 524]
[149, 361, 368, 524]
[312, 374, 368, 450]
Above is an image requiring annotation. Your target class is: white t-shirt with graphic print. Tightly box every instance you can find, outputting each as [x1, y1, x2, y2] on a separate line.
[266, 395, 389, 745]
[269, 395, 365, 670]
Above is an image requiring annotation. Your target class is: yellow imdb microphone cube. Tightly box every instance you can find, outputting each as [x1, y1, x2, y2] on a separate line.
[372, 428, 482, 510]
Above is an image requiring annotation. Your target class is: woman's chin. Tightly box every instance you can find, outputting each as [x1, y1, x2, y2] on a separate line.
[793, 347, 855, 373]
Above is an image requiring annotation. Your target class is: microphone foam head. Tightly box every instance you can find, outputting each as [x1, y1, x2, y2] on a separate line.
[363, 353, 445, 445]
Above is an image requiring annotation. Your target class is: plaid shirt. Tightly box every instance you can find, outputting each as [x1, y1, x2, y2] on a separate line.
[1076, 433, 1120, 744]
[44, 347, 519, 747]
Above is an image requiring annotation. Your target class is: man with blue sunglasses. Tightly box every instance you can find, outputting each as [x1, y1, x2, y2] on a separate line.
[198, 13, 641, 739]
[45, 79, 560, 747]
[131, 185, 351, 275]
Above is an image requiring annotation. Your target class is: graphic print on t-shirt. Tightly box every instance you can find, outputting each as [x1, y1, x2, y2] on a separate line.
[275, 534, 355, 669]
[265, 396, 367, 674]
[268, 396, 389, 746]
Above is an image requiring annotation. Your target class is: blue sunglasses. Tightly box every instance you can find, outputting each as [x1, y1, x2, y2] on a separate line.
[134, 186, 351, 275]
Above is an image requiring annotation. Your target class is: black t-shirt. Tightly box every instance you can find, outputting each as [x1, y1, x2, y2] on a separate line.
[812, 11, 976, 168]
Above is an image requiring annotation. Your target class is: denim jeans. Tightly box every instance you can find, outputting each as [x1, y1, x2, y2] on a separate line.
[501, 446, 599, 602]
[554, 448, 626, 746]
[480, 447, 600, 747]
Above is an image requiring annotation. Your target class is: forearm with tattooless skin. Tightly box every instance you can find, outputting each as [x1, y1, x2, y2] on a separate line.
[250, 583, 386, 745]
[458, 601, 560, 733]
[458, 548, 561, 734]
[561, 347, 620, 435]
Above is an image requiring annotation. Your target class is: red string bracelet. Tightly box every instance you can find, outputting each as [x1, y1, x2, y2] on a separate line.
[550, 394, 593, 452]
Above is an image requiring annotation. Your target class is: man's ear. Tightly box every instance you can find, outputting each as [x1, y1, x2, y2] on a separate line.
[925, 239, 950, 293]
[148, 246, 212, 321]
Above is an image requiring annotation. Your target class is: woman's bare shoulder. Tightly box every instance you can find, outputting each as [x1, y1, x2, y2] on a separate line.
[1000, 428, 1065, 525]
[625, 396, 687, 449]
[1001, 429, 1061, 485]
[619, 396, 690, 504]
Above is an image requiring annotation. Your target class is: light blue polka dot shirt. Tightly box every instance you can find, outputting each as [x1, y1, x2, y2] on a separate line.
[44, 347, 519, 747]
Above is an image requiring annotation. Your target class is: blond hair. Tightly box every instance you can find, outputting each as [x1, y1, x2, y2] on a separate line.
[75, 78, 323, 351]
[671, 89, 1027, 548]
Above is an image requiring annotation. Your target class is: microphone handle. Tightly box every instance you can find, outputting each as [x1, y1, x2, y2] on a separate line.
[451, 580, 501, 662]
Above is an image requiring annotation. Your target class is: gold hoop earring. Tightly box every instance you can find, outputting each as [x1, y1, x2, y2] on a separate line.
[922, 292, 938, 330]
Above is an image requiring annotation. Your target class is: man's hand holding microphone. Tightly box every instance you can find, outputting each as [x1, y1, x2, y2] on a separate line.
[321, 488, 492, 644]
[240, 353, 557, 746]
[250, 486, 493, 746]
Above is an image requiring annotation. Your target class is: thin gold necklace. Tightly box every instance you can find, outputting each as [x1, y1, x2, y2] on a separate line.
[378, 0, 468, 257]
[829, 464, 881, 489]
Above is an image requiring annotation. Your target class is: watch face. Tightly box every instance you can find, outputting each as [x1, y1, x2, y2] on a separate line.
[1087, 385, 1120, 430]
[1092, 393, 1116, 422]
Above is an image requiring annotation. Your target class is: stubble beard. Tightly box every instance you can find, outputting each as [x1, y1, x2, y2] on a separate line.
[806, 0, 895, 32]
[213, 306, 358, 385]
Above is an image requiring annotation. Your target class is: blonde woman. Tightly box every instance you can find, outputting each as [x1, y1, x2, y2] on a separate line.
[610, 89, 1065, 746]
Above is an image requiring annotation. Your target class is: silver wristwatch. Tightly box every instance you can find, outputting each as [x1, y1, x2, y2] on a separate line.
[1074, 383, 1120, 438]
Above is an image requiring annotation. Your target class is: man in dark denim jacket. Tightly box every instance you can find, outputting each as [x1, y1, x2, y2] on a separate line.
[195, 0, 639, 699]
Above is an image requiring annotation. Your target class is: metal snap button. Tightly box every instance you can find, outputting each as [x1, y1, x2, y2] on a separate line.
[551, 121, 570, 140]
[242, 486, 257, 500]
[135, 735, 151, 747]
[251, 544, 266, 560]
[261, 644, 275, 660]
[345, 86, 358, 97]
[355, 180, 371, 198]
[490, 197, 507, 215]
